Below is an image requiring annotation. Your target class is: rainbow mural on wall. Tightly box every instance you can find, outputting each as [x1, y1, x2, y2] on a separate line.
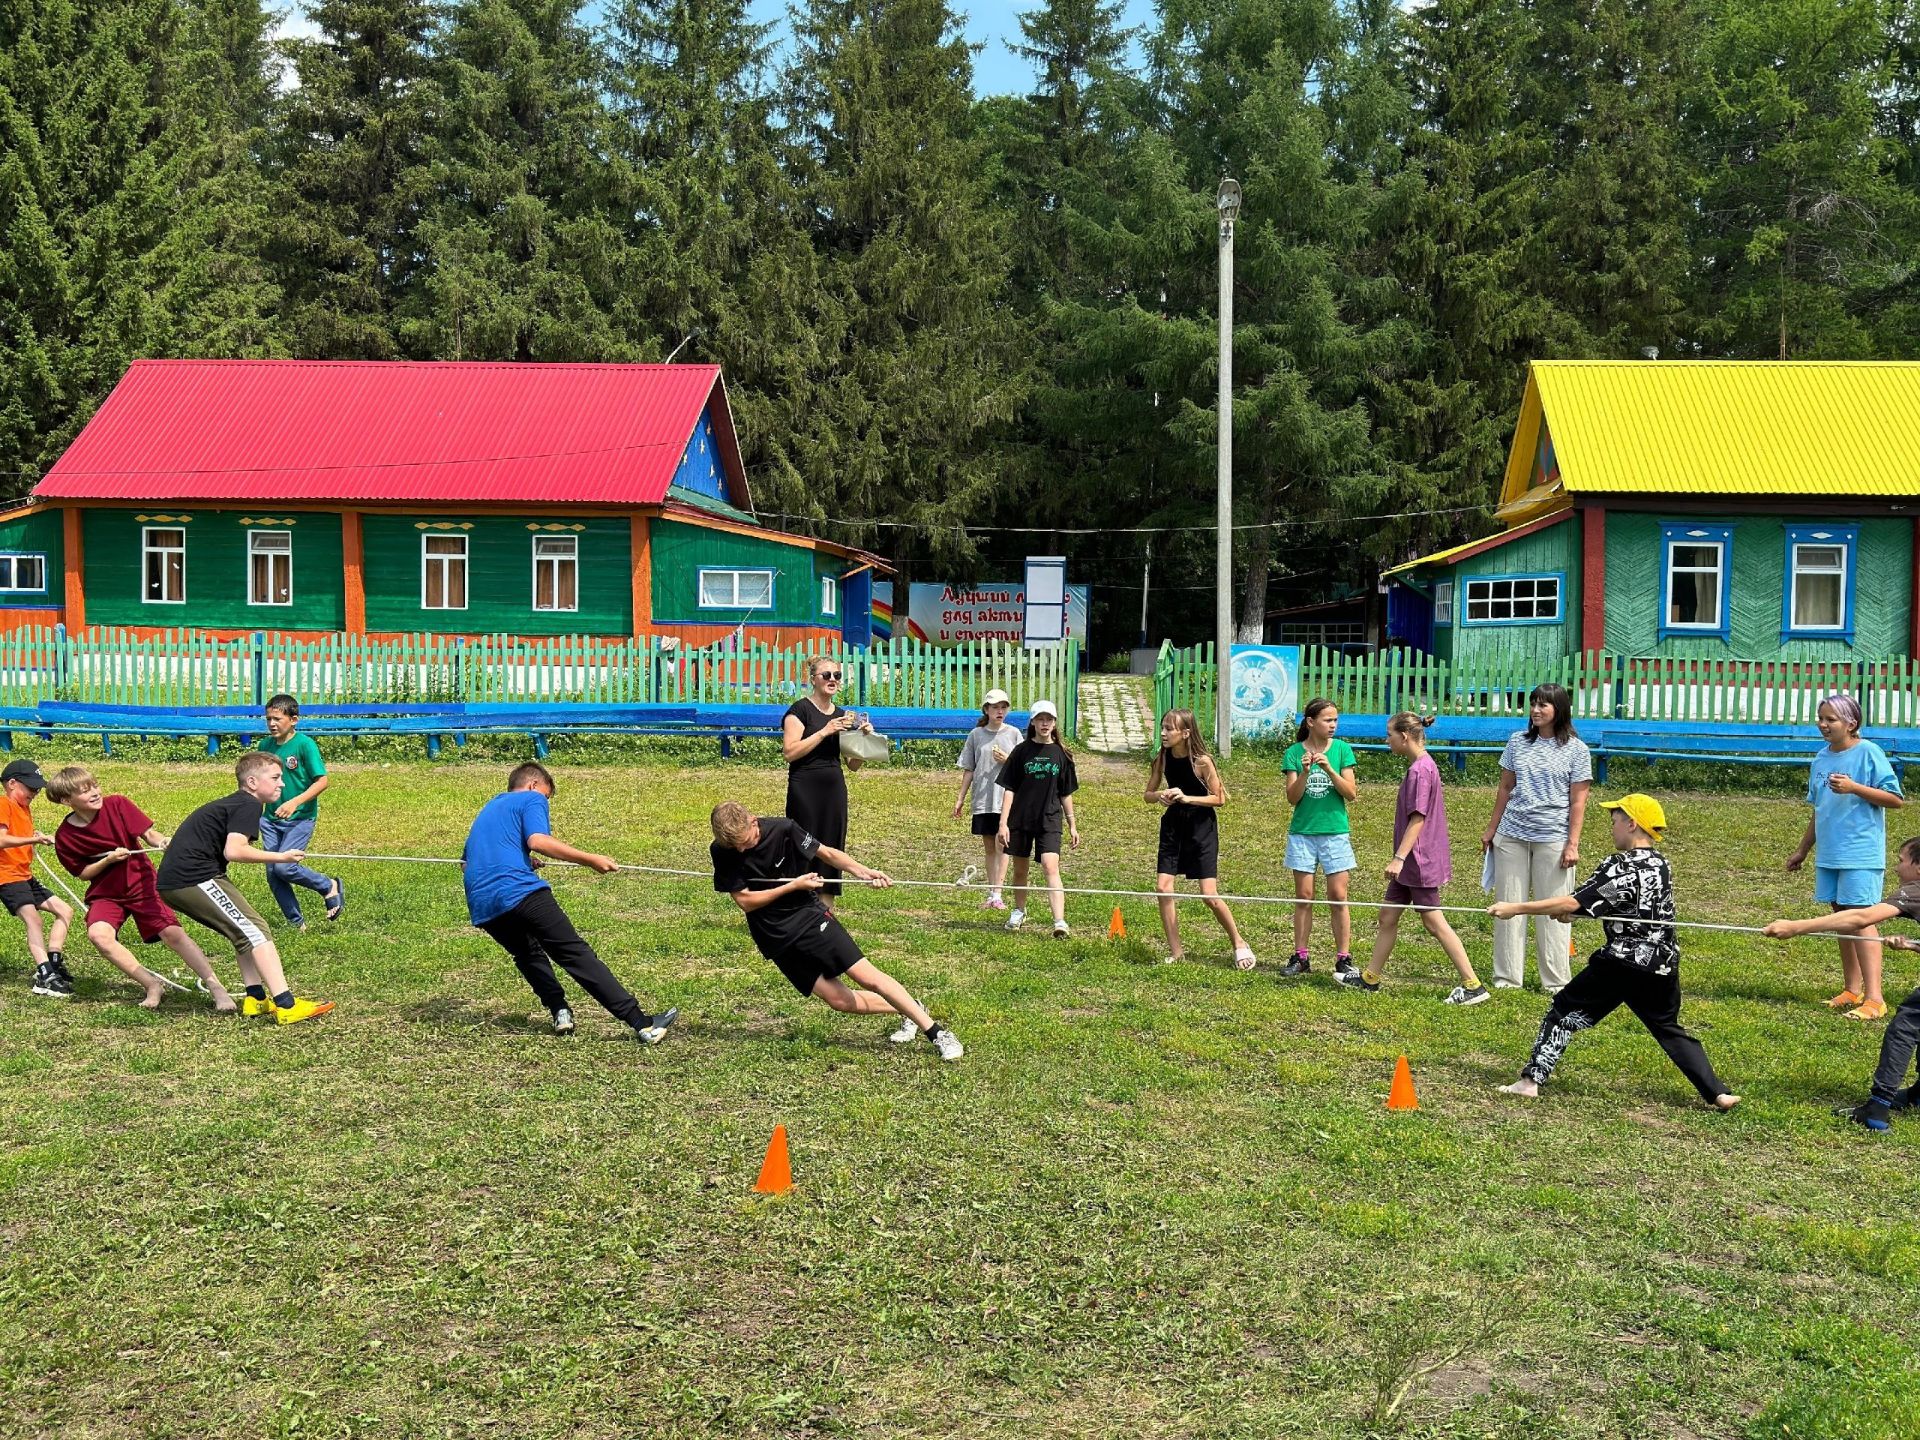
[869, 584, 894, 640]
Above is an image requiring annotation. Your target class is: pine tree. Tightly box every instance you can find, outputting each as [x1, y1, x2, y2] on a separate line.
[774, 0, 1031, 562]
[403, 0, 627, 360]
[1690, 0, 1917, 358]
[273, 0, 439, 358]
[0, 0, 200, 481]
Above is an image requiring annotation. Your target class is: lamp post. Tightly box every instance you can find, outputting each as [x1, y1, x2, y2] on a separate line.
[1216, 178, 1240, 757]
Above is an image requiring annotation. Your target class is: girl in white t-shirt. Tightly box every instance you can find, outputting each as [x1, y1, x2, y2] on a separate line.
[954, 690, 1015, 909]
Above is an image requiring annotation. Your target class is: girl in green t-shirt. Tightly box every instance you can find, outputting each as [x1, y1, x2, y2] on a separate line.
[1281, 699, 1359, 978]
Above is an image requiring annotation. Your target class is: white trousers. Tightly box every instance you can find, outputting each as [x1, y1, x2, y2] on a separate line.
[1492, 835, 1574, 992]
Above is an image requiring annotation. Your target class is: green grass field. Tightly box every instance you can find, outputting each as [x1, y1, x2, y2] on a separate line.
[2, 749, 1916, 1439]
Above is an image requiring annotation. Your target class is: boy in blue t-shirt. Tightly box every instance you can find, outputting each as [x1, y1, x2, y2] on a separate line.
[463, 762, 677, 1043]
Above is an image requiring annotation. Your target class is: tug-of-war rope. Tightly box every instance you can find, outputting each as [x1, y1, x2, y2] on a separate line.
[56, 847, 1887, 947]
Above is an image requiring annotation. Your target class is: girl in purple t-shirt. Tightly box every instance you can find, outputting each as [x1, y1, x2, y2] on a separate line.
[1336, 713, 1488, 1005]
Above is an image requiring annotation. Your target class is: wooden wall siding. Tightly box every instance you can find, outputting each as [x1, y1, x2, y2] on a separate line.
[361, 514, 633, 635]
[670, 408, 728, 504]
[1604, 513, 1911, 658]
[1443, 519, 1581, 669]
[81, 508, 345, 630]
[0, 509, 66, 612]
[650, 519, 824, 627]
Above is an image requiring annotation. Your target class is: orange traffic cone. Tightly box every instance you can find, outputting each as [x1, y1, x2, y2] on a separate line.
[755, 1124, 793, 1194]
[1386, 1055, 1420, 1112]
[1108, 906, 1126, 939]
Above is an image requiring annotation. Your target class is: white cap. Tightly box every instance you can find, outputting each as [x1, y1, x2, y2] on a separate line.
[1031, 699, 1058, 718]
[983, 688, 1011, 706]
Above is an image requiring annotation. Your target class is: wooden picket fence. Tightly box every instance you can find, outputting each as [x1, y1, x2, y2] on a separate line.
[0, 626, 1081, 735]
[1148, 641, 1920, 731]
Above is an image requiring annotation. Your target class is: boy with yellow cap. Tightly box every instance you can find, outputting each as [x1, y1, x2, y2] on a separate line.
[1491, 794, 1740, 1110]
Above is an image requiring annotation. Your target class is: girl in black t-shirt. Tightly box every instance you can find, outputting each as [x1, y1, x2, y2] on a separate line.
[995, 701, 1080, 938]
[1146, 708, 1254, 969]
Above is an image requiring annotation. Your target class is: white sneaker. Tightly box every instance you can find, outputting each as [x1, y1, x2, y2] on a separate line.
[1005, 908, 1026, 931]
[885, 1017, 918, 1044]
[1492, 979, 1523, 991]
[927, 1024, 964, 1061]
[551, 1006, 576, 1035]
[1052, 919, 1070, 939]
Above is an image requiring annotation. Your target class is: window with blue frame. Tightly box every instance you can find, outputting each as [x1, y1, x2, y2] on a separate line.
[1660, 523, 1732, 642]
[1460, 573, 1561, 626]
[1782, 524, 1857, 643]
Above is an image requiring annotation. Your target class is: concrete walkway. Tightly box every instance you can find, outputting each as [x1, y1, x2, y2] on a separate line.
[1078, 673, 1154, 754]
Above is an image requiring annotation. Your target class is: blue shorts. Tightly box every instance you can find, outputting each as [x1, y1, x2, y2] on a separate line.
[1286, 832, 1357, 876]
[1815, 867, 1883, 908]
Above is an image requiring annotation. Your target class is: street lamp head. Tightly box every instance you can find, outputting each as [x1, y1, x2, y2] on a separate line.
[1216, 179, 1242, 224]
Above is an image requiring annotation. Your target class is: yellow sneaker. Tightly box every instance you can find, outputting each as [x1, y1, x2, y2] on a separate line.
[273, 996, 335, 1026]
[241, 995, 275, 1018]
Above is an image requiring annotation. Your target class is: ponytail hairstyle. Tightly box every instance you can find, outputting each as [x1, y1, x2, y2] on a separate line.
[1523, 683, 1576, 744]
[1294, 697, 1337, 744]
[1388, 710, 1438, 741]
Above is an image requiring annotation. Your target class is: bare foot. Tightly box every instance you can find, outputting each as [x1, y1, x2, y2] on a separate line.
[139, 978, 166, 1009]
[1713, 1093, 1741, 1111]
[211, 994, 238, 1015]
[1498, 1079, 1541, 1099]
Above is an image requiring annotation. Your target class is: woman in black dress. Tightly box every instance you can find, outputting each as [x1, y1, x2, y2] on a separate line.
[782, 654, 874, 902]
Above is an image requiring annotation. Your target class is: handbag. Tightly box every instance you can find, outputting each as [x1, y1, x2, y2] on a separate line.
[840, 727, 891, 764]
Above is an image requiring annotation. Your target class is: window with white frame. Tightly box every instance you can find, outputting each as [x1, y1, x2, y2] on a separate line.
[0, 554, 46, 593]
[699, 568, 774, 609]
[1664, 531, 1728, 632]
[1784, 525, 1857, 638]
[1433, 580, 1453, 625]
[820, 575, 838, 616]
[248, 531, 292, 606]
[143, 527, 186, 603]
[422, 534, 469, 610]
[1462, 574, 1561, 624]
[532, 535, 578, 612]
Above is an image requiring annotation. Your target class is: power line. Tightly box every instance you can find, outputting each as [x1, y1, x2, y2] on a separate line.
[756, 504, 1486, 536]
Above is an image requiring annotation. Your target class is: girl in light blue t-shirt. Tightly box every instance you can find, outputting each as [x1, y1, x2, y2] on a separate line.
[1786, 694, 1904, 1020]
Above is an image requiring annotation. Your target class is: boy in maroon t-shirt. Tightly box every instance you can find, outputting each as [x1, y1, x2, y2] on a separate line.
[47, 766, 236, 1012]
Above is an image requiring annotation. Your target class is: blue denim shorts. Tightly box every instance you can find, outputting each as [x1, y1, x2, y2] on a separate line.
[1285, 831, 1357, 876]
[1815, 866, 1883, 908]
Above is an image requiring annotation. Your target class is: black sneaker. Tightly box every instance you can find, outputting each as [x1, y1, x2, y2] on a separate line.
[1333, 956, 1357, 978]
[1845, 1099, 1893, 1133]
[635, 1007, 679, 1045]
[1891, 1085, 1917, 1112]
[1279, 954, 1311, 977]
[49, 952, 73, 986]
[1334, 969, 1379, 994]
[30, 962, 72, 999]
[551, 1006, 576, 1035]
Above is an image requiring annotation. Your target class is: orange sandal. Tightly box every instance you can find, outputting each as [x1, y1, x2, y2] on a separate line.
[1825, 989, 1863, 1009]
[1846, 1000, 1888, 1021]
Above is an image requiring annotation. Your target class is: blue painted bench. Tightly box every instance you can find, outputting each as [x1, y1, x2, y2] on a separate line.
[0, 701, 1013, 759]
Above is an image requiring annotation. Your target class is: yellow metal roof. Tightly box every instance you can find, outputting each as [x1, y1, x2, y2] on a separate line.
[1384, 511, 1571, 576]
[1499, 360, 1920, 506]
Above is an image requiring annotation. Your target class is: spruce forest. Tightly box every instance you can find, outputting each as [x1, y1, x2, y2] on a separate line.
[3, 0, 1918, 647]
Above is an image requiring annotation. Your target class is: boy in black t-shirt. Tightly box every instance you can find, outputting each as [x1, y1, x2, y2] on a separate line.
[709, 802, 962, 1060]
[155, 751, 333, 1025]
[1491, 794, 1739, 1110]
[995, 700, 1080, 938]
[1765, 835, 1920, 1131]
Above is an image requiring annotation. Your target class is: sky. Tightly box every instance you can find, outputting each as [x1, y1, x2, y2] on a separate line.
[275, 2, 1160, 99]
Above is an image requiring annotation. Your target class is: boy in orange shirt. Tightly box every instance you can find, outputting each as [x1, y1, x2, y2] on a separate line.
[0, 760, 75, 998]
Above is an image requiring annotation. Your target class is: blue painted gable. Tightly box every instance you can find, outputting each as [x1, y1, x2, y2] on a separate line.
[673, 408, 728, 504]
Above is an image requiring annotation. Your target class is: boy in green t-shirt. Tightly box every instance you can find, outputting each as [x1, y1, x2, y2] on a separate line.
[256, 694, 343, 928]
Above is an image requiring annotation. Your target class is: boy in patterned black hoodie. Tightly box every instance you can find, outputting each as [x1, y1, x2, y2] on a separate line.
[1491, 794, 1740, 1111]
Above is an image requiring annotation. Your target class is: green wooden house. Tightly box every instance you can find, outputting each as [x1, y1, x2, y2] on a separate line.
[19, 360, 887, 646]
[1386, 361, 1920, 665]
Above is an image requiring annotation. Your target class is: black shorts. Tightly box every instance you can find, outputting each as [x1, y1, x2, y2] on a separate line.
[971, 813, 1001, 837]
[769, 911, 864, 996]
[1006, 827, 1061, 860]
[1156, 822, 1220, 881]
[0, 878, 54, 915]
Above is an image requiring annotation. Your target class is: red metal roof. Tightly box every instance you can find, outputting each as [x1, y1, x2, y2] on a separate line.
[35, 360, 747, 509]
